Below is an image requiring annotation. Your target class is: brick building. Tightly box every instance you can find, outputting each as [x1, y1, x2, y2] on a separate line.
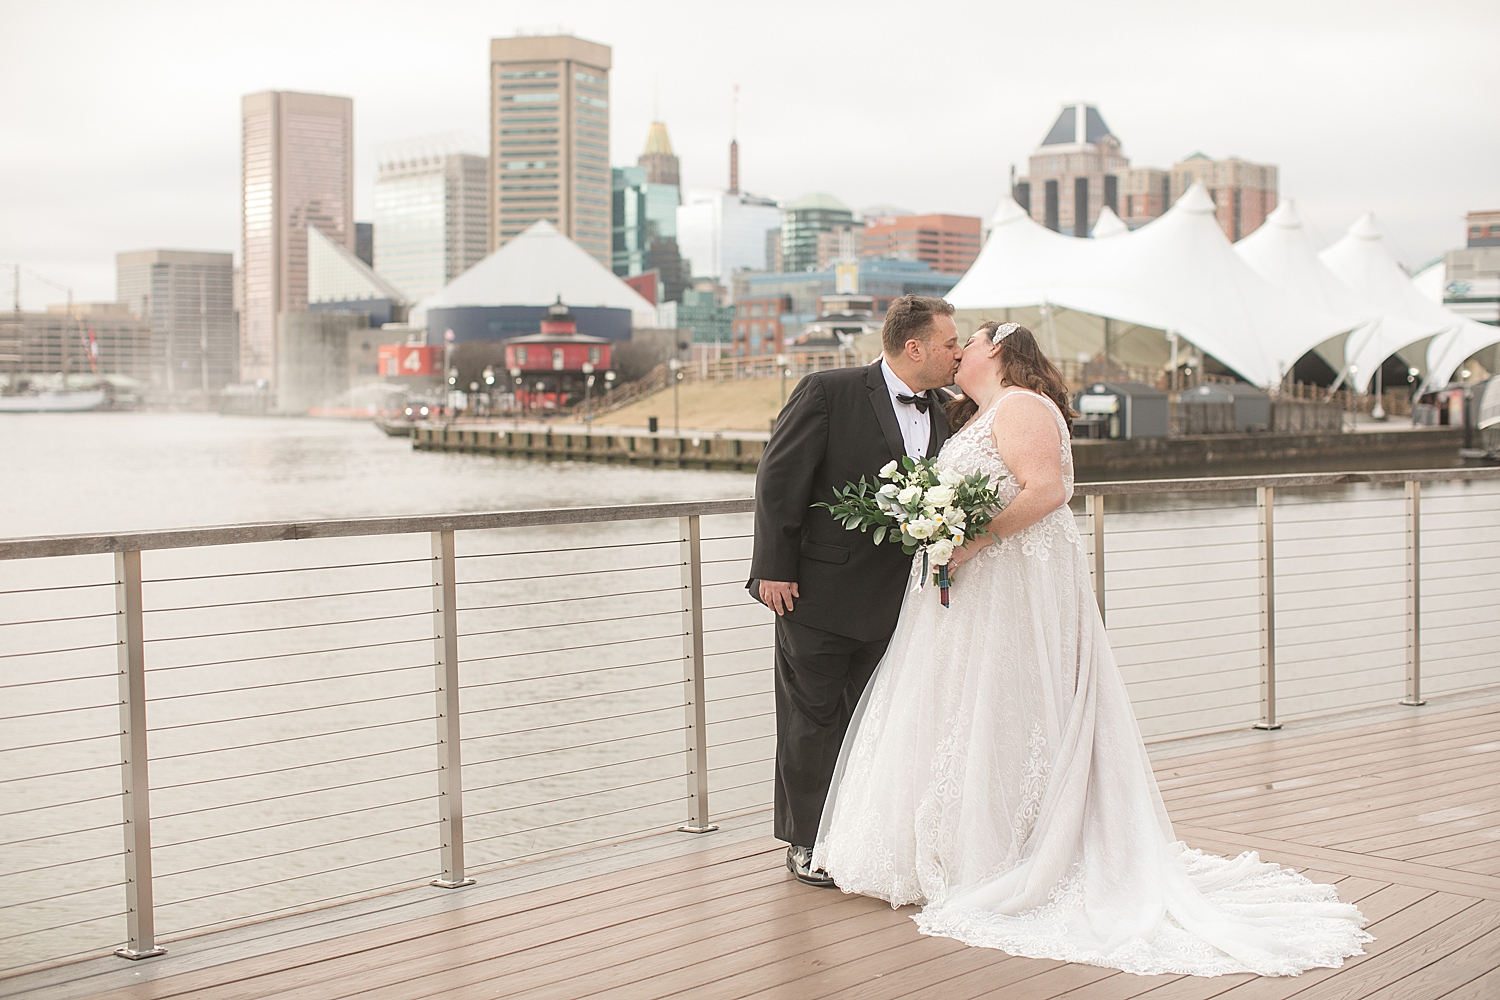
[1171, 154, 1278, 242]
[732, 295, 792, 356]
[862, 214, 982, 274]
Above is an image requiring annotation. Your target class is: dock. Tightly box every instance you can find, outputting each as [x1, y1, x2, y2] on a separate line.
[8, 691, 1498, 1000]
[404, 421, 768, 471]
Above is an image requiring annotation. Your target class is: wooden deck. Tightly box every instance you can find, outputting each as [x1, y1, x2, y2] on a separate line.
[7, 690, 1500, 1000]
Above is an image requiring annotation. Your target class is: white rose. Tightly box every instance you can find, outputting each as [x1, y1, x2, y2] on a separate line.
[897, 485, 922, 506]
[879, 460, 899, 478]
[925, 485, 955, 508]
[877, 482, 899, 497]
[944, 506, 965, 526]
[929, 538, 956, 564]
[937, 466, 964, 489]
[907, 517, 937, 540]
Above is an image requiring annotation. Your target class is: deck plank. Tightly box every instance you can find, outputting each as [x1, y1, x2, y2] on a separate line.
[6, 694, 1500, 1000]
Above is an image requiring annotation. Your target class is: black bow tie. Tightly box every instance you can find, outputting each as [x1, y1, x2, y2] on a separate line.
[896, 392, 930, 413]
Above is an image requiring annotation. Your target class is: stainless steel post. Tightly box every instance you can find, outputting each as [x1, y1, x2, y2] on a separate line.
[1254, 487, 1281, 730]
[1087, 494, 1106, 625]
[114, 550, 165, 960]
[1403, 481, 1426, 706]
[430, 530, 474, 887]
[678, 515, 717, 833]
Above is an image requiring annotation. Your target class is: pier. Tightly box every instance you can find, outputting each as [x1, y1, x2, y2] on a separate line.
[3, 468, 1498, 998]
[391, 418, 1477, 479]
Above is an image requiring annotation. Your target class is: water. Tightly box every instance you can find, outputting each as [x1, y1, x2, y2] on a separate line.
[1, 413, 1496, 974]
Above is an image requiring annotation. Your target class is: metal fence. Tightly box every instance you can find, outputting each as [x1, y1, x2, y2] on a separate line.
[2, 468, 1498, 978]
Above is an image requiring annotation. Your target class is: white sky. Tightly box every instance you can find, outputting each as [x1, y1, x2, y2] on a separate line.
[2, 0, 1495, 310]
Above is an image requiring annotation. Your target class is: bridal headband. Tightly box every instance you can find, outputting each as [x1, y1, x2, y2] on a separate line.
[990, 322, 1021, 343]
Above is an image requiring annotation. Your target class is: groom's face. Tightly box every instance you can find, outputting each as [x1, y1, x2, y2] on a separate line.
[909, 315, 962, 390]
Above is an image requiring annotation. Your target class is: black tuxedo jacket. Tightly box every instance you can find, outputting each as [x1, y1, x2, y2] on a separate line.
[749, 361, 952, 641]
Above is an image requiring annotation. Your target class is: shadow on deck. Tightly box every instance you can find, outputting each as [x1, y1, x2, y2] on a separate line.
[7, 691, 1500, 1000]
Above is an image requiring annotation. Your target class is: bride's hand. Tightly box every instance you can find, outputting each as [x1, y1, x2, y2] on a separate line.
[946, 536, 990, 573]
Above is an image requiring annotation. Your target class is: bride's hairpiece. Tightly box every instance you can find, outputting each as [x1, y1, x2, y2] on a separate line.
[990, 322, 1021, 343]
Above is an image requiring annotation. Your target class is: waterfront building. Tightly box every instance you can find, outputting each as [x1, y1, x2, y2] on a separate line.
[677, 188, 782, 282]
[732, 294, 792, 355]
[736, 258, 960, 346]
[490, 34, 611, 265]
[374, 138, 489, 302]
[503, 298, 612, 410]
[307, 226, 410, 327]
[676, 287, 735, 344]
[1412, 211, 1500, 332]
[3, 304, 152, 382]
[410, 219, 655, 344]
[1014, 103, 1128, 237]
[115, 249, 238, 395]
[781, 193, 855, 273]
[1116, 168, 1171, 229]
[241, 90, 355, 387]
[1171, 153, 1278, 241]
[861, 214, 982, 275]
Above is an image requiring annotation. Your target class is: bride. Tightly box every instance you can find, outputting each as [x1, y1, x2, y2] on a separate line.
[812, 321, 1371, 977]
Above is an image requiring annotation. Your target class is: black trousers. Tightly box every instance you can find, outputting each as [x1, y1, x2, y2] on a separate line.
[773, 615, 890, 847]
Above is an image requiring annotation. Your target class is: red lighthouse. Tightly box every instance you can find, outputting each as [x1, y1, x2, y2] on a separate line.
[503, 298, 613, 411]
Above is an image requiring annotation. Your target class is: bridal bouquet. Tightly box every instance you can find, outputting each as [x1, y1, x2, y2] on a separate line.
[814, 457, 1002, 607]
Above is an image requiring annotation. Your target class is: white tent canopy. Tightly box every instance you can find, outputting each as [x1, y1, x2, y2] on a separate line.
[1234, 201, 1430, 388]
[1317, 213, 1500, 391]
[949, 183, 1355, 387]
[410, 220, 657, 330]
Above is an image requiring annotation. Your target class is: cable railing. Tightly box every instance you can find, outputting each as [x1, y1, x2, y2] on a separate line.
[1, 470, 1498, 979]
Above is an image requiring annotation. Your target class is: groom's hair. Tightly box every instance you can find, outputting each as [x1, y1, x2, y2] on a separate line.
[881, 295, 954, 356]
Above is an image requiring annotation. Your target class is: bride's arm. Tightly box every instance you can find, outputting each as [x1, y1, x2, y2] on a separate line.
[949, 398, 1066, 569]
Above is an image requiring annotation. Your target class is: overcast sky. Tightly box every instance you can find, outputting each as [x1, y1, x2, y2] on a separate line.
[2, 0, 1495, 310]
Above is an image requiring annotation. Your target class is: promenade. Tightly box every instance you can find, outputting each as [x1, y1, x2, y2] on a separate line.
[7, 690, 1497, 1000]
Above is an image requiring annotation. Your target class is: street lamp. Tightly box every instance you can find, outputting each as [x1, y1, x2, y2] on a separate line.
[534, 381, 546, 418]
[1372, 364, 1386, 421]
[776, 353, 789, 408]
[668, 358, 683, 434]
[509, 366, 522, 426]
[581, 361, 595, 423]
[604, 370, 616, 396]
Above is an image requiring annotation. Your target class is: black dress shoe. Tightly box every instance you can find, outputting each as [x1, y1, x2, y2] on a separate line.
[786, 845, 836, 887]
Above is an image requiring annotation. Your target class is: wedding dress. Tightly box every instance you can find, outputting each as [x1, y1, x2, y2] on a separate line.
[812, 390, 1370, 977]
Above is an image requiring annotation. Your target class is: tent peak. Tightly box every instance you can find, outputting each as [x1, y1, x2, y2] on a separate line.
[1091, 205, 1129, 239]
[1264, 200, 1303, 230]
[1348, 213, 1383, 241]
[989, 196, 1030, 229]
[1176, 181, 1216, 215]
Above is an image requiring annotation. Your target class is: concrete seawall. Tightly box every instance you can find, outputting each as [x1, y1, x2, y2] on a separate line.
[401, 421, 1477, 479]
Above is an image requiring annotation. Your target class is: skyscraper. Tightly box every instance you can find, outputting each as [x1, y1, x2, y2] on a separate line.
[780, 193, 855, 274]
[241, 90, 354, 386]
[1014, 104, 1128, 236]
[489, 34, 611, 265]
[374, 137, 489, 302]
[116, 249, 238, 395]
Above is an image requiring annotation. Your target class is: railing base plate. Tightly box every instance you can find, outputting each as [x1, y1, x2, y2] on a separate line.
[678, 824, 719, 834]
[431, 877, 475, 889]
[1400, 699, 1427, 707]
[1253, 722, 1282, 730]
[114, 946, 166, 961]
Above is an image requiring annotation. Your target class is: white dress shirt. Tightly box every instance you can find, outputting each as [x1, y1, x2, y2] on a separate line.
[880, 358, 932, 459]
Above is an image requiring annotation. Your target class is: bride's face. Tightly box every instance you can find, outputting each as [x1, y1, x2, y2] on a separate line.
[955, 329, 1002, 397]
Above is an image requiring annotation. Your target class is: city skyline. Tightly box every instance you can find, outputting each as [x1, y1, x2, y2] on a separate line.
[2, 0, 1496, 310]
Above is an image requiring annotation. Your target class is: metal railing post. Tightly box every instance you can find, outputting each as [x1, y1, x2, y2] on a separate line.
[1086, 494, 1106, 625]
[430, 530, 474, 887]
[1254, 487, 1281, 730]
[678, 515, 717, 834]
[1403, 481, 1426, 706]
[114, 550, 164, 960]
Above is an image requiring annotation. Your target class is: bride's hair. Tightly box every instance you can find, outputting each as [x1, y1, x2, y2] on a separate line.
[945, 321, 1078, 433]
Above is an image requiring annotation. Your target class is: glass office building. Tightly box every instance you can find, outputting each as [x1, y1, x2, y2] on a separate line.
[374, 143, 489, 302]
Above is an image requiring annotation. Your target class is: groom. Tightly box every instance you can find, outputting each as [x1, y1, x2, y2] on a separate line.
[749, 294, 962, 886]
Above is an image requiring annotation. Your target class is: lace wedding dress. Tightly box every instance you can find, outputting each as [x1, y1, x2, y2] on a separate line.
[813, 390, 1371, 977]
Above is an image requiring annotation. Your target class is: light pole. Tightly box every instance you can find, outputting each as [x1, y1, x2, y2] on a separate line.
[509, 367, 523, 427]
[581, 362, 595, 424]
[668, 358, 683, 434]
[1372, 363, 1386, 421]
[447, 367, 458, 417]
[483, 366, 495, 418]
[534, 380, 546, 419]
[776, 353, 789, 408]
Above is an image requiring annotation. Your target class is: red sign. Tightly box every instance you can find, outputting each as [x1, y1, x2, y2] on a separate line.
[378, 345, 440, 377]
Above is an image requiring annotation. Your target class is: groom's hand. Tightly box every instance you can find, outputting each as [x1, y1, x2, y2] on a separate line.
[759, 580, 799, 615]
